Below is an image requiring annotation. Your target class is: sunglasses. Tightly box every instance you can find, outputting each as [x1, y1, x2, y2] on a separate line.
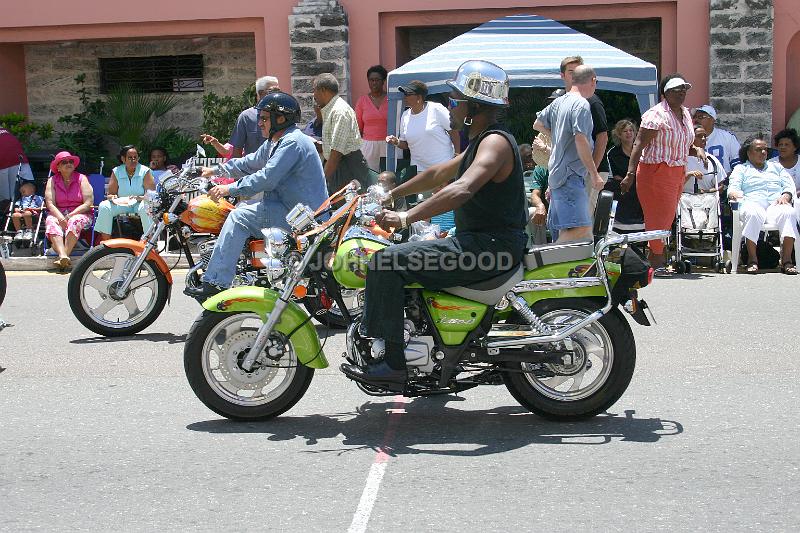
[59, 159, 75, 166]
[257, 115, 270, 124]
[449, 97, 468, 109]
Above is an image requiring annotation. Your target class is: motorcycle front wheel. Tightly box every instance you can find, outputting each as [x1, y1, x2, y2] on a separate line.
[502, 299, 636, 421]
[67, 246, 170, 337]
[184, 311, 314, 420]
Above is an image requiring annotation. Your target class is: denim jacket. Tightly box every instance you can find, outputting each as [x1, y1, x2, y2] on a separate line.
[223, 126, 329, 230]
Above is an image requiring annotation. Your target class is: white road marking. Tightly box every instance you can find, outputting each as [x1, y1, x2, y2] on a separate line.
[347, 394, 408, 533]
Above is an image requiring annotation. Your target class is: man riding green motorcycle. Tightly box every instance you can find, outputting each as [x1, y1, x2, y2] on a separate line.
[341, 60, 528, 391]
[183, 60, 666, 422]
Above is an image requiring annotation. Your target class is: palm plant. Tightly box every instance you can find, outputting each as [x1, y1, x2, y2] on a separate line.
[92, 85, 177, 149]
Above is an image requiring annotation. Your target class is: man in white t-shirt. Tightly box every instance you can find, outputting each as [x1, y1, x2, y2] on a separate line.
[386, 80, 456, 173]
[693, 104, 741, 174]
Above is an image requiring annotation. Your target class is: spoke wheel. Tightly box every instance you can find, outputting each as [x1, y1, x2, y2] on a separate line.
[184, 311, 314, 420]
[503, 299, 636, 420]
[67, 246, 169, 337]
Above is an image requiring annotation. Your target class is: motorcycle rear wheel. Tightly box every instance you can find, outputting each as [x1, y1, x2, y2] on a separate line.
[67, 246, 170, 337]
[502, 299, 635, 421]
[184, 311, 314, 420]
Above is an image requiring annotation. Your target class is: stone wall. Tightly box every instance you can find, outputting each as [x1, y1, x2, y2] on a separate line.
[289, 0, 350, 121]
[709, 0, 774, 141]
[24, 35, 257, 138]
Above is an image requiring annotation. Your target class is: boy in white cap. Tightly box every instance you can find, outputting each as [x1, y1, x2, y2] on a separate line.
[693, 104, 741, 174]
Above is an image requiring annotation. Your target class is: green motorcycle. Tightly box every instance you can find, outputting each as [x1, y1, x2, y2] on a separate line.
[183, 189, 667, 421]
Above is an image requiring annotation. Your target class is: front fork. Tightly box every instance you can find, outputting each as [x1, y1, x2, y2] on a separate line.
[241, 234, 326, 371]
[112, 195, 181, 298]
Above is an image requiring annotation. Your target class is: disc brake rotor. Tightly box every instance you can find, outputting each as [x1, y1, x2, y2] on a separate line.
[218, 330, 279, 389]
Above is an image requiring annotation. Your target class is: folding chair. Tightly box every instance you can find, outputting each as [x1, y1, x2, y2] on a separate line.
[729, 200, 800, 273]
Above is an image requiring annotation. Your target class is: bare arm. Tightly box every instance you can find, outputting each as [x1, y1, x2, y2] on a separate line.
[404, 134, 512, 224]
[385, 135, 409, 151]
[107, 174, 119, 198]
[389, 152, 465, 199]
[533, 118, 550, 136]
[143, 171, 156, 192]
[449, 129, 462, 155]
[71, 177, 94, 216]
[44, 178, 65, 220]
[621, 127, 658, 193]
[592, 131, 608, 170]
[530, 189, 547, 225]
[575, 133, 603, 189]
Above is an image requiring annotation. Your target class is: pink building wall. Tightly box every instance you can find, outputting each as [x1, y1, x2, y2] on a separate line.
[4, 0, 791, 133]
[772, 0, 800, 133]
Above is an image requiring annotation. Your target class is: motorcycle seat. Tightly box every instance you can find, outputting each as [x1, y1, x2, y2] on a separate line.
[523, 240, 594, 270]
[443, 264, 524, 305]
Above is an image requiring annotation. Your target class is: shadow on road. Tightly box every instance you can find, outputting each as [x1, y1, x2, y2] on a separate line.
[70, 332, 187, 344]
[187, 396, 683, 456]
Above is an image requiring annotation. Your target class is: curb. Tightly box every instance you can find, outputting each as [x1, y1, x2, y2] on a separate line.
[0, 254, 192, 271]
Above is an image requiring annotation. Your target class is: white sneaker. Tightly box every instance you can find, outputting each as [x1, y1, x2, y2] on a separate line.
[22, 228, 33, 240]
[13, 230, 25, 241]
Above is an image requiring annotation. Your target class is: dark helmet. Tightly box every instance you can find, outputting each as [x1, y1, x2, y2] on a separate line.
[255, 91, 301, 136]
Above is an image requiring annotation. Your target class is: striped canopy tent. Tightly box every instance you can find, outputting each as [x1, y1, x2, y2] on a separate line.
[385, 14, 659, 168]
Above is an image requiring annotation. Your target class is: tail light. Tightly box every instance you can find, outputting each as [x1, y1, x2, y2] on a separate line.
[647, 267, 654, 285]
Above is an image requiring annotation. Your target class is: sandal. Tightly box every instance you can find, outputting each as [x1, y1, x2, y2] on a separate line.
[57, 257, 71, 269]
[745, 262, 759, 274]
[782, 262, 798, 275]
[652, 266, 673, 278]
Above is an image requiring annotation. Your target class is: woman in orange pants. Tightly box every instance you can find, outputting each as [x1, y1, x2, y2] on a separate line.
[621, 73, 705, 274]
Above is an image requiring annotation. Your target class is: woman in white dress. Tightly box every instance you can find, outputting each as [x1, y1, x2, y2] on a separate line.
[768, 128, 800, 221]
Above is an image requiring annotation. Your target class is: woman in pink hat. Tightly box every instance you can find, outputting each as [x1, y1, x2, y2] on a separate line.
[43, 151, 94, 269]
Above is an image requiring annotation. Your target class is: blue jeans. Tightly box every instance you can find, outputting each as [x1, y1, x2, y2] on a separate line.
[202, 203, 267, 288]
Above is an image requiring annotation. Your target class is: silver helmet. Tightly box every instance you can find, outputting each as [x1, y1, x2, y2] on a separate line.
[446, 60, 510, 107]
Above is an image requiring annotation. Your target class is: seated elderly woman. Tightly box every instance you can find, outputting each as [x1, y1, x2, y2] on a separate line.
[728, 135, 800, 274]
[44, 151, 94, 269]
[94, 145, 155, 241]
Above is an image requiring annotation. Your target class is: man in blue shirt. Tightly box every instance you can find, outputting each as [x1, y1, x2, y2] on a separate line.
[229, 76, 280, 158]
[186, 92, 329, 299]
[534, 65, 604, 242]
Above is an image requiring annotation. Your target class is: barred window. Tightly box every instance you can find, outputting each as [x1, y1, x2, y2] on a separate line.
[99, 54, 204, 93]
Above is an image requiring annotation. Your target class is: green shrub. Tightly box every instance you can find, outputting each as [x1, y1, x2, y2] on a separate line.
[201, 84, 255, 156]
[0, 113, 53, 153]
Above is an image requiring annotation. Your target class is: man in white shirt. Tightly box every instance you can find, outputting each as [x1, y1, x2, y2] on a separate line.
[693, 104, 741, 174]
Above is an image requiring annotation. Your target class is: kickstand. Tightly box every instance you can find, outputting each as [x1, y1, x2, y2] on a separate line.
[0, 317, 11, 331]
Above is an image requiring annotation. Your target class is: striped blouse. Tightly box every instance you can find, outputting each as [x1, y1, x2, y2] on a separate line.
[639, 100, 694, 167]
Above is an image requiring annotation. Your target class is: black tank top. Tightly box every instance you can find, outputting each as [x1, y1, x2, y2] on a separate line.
[454, 125, 528, 234]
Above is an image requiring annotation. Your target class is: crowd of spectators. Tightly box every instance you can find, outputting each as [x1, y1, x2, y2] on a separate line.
[2, 55, 800, 277]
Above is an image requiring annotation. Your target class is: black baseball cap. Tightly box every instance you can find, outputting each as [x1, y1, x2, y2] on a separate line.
[398, 80, 428, 97]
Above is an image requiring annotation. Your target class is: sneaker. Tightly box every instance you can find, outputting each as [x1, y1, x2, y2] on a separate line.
[22, 228, 33, 240]
[13, 230, 25, 241]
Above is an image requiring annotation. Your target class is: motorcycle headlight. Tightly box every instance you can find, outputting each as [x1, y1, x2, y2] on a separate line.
[262, 258, 287, 285]
[262, 227, 291, 259]
[285, 204, 316, 233]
